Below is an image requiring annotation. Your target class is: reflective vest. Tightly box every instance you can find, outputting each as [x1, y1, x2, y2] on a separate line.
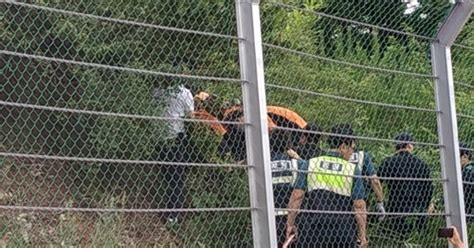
[307, 156, 356, 197]
[349, 151, 364, 172]
[271, 159, 298, 216]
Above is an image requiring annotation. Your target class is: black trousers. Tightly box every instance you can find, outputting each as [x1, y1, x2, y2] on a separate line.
[157, 133, 190, 218]
[293, 213, 357, 248]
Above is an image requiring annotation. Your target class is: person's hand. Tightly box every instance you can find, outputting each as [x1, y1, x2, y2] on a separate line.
[282, 234, 295, 248]
[286, 224, 298, 240]
[376, 202, 386, 221]
[448, 226, 465, 248]
[428, 202, 435, 214]
[287, 149, 301, 160]
[357, 237, 368, 248]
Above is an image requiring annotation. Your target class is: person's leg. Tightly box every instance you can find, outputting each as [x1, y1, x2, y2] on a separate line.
[293, 214, 326, 248]
[153, 143, 172, 209]
[167, 165, 185, 218]
[335, 215, 357, 248]
[166, 134, 187, 221]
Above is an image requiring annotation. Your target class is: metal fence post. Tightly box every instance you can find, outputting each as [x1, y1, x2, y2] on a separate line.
[431, 1, 473, 246]
[235, 0, 277, 247]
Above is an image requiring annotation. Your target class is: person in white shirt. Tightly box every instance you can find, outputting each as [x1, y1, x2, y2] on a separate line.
[154, 84, 194, 140]
[153, 83, 194, 224]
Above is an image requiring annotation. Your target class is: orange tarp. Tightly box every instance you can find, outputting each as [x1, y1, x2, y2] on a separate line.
[267, 106, 307, 129]
[192, 111, 227, 136]
[222, 105, 305, 129]
[222, 105, 242, 119]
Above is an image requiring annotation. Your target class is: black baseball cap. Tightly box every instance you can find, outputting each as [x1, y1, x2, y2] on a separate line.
[327, 123, 355, 149]
[395, 132, 414, 143]
[394, 132, 414, 149]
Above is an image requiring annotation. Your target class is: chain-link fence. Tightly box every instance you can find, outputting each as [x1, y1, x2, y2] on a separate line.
[1, 1, 254, 246]
[1, 0, 472, 247]
[261, 1, 454, 247]
[453, 16, 474, 247]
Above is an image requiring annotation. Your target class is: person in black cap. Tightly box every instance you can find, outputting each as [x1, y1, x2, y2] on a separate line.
[460, 143, 474, 220]
[378, 132, 433, 239]
[295, 123, 322, 160]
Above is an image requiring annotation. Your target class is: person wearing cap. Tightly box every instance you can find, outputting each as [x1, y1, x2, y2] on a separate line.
[460, 143, 474, 220]
[295, 123, 323, 160]
[378, 132, 433, 239]
[286, 123, 368, 248]
[349, 150, 385, 220]
[269, 129, 305, 247]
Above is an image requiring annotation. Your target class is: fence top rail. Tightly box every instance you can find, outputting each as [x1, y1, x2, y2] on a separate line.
[263, 43, 435, 79]
[453, 43, 474, 50]
[454, 81, 474, 89]
[0, 100, 247, 126]
[275, 208, 449, 216]
[458, 114, 474, 119]
[265, 1, 437, 42]
[1, 50, 243, 83]
[0, 152, 251, 169]
[273, 126, 442, 147]
[4, 1, 241, 41]
[266, 83, 438, 113]
[273, 166, 446, 182]
[0, 205, 254, 213]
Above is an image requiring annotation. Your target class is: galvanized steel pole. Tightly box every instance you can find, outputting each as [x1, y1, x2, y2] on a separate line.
[235, 0, 277, 247]
[431, 1, 473, 246]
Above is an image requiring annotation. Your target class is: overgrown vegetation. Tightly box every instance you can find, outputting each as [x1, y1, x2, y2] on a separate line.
[1, 0, 473, 247]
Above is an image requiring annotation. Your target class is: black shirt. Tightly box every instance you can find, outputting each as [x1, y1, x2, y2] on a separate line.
[295, 143, 321, 160]
[378, 151, 433, 213]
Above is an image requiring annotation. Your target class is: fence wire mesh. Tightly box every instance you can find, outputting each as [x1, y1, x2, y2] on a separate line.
[0, 0, 472, 247]
[453, 17, 474, 245]
[261, 0, 458, 247]
[1, 0, 254, 246]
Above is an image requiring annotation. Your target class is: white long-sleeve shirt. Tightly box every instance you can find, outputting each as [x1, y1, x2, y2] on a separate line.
[153, 85, 194, 140]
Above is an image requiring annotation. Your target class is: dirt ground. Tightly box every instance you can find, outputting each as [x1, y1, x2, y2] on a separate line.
[0, 157, 179, 246]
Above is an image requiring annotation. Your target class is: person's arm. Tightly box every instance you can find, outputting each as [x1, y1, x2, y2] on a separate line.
[287, 160, 308, 239]
[287, 149, 301, 160]
[352, 168, 368, 247]
[353, 199, 368, 247]
[370, 177, 384, 203]
[370, 176, 386, 221]
[364, 153, 384, 203]
[286, 189, 305, 238]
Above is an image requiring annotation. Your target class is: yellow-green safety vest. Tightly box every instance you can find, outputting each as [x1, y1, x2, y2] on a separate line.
[271, 159, 298, 216]
[307, 156, 357, 197]
[349, 151, 364, 172]
[271, 159, 299, 185]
